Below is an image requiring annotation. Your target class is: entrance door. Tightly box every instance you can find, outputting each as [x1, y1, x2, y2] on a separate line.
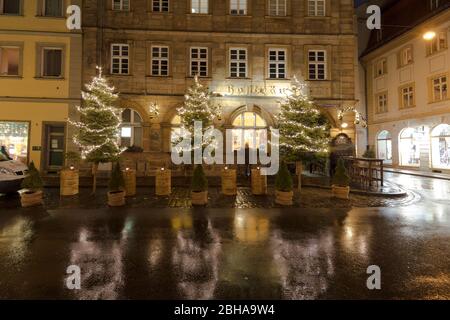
[44, 124, 65, 173]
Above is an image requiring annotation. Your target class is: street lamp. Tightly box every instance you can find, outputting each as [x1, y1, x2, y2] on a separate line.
[423, 31, 436, 41]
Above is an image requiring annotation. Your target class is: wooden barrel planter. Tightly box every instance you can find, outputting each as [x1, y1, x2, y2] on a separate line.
[191, 191, 208, 206]
[107, 190, 126, 207]
[156, 169, 171, 196]
[20, 190, 43, 208]
[60, 168, 79, 196]
[275, 191, 294, 206]
[222, 168, 237, 196]
[251, 169, 267, 195]
[123, 168, 136, 197]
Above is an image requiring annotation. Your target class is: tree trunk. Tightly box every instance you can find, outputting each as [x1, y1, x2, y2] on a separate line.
[296, 161, 303, 192]
[92, 163, 99, 194]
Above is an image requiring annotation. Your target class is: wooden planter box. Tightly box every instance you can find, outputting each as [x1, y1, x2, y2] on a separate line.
[251, 169, 267, 195]
[156, 169, 171, 196]
[60, 169, 79, 196]
[191, 191, 208, 206]
[21, 190, 43, 208]
[332, 185, 350, 199]
[275, 190, 294, 206]
[221, 168, 237, 196]
[123, 169, 136, 197]
[108, 190, 126, 207]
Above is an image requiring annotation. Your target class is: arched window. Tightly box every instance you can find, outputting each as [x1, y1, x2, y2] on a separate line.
[431, 124, 450, 169]
[399, 127, 422, 167]
[377, 130, 392, 163]
[232, 112, 268, 151]
[120, 108, 143, 148]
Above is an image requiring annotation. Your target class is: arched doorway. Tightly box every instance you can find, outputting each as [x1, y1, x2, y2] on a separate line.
[399, 127, 422, 167]
[431, 124, 450, 170]
[231, 111, 268, 151]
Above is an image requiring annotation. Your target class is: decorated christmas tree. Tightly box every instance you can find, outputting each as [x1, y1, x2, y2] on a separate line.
[71, 67, 123, 193]
[177, 75, 221, 151]
[277, 76, 330, 162]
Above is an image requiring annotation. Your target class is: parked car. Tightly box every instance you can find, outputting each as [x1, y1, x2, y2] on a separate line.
[0, 153, 29, 194]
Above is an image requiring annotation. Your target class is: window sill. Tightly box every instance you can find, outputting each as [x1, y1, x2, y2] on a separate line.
[0, 13, 24, 17]
[147, 11, 173, 15]
[226, 77, 252, 80]
[428, 98, 450, 104]
[304, 16, 331, 19]
[264, 15, 291, 19]
[35, 15, 66, 19]
[397, 62, 414, 69]
[265, 78, 290, 81]
[146, 75, 173, 79]
[227, 14, 252, 18]
[374, 74, 387, 79]
[186, 76, 212, 80]
[399, 105, 416, 110]
[34, 76, 65, 80]
[110, 74, 132, 77]
[0, 75, 22, 79]
[307, 79, 330, 82]
[186, 13, 212, 17]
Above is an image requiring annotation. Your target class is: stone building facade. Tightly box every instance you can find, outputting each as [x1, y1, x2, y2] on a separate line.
[361, 0, 450, 173]
[82, 0, 358, 174]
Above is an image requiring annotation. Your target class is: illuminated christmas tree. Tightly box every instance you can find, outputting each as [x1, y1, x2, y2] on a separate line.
[277, 76, 330, 162]
[176, 75, 221, 151]
[71, 67, 123, 193]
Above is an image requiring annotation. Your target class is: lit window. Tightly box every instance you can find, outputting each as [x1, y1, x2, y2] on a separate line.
[0, 0, 21, 15]
[376, 92, 388, 114]
[308, 50, 326, 80]
[120, 109, 142, 148]
[191, 0, 208, 14]
[431, 75, 447, 102]
[399, 127, 424, 167]
[230, 0, 247, 15]
[0, 46, 20, 76]
[399, 46, 413, 67]
[232, 112, 268, 151]
[43, 0, 63, 16]
[376, 130, 392, 163]
[400, 84, 415, 109]
[190, 47, 208, 77]
[111, 44, 129, 75]
[375, 58, 387, 77]
[431, 124, 450, 169]
[308, 0, 325, 16]
[113, 0, 130, 11]
[229, 48, 247, 78]
[268, 0, 287, 16]
[0, 121, 29, 163]
[268, 48, 286, 79]
[42, 48, 62, 77]
[426, 31, 447, 56]
[153, 0, 169, 12]
[151, 46, 169, 76]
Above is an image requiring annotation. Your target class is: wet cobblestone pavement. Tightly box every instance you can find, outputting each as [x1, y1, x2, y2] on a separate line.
[0, 172, 448, 300]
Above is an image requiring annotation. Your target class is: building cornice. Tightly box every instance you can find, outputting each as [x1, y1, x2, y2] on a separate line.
[83, 26, 356, 39]
[0, 30, 82, 37]
[0, 97, 81, 103]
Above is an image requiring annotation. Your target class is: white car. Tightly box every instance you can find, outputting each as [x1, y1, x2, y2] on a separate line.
[0, 157, 29, 194]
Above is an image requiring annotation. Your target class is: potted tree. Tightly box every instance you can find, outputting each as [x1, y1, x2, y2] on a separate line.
[277, 77, 330, 191]
[332, 158, 351, 199]
[20, 161, 44, 207]
[191, 165, 208, 206]
[275, 162, 294, 206]
[108, 162, 126, 207]
[70, 67, 123, 194]
[60, 151, 81, 196]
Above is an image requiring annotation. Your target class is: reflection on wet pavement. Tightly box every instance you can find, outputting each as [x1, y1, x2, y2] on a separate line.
[0, 173, 448, 300]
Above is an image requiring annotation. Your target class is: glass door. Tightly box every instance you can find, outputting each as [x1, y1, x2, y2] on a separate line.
[45, 124, 65, 172]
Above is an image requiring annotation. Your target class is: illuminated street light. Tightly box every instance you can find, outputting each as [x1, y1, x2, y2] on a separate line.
[423, 31, 436, 41]
[341, 122, 349, 129]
